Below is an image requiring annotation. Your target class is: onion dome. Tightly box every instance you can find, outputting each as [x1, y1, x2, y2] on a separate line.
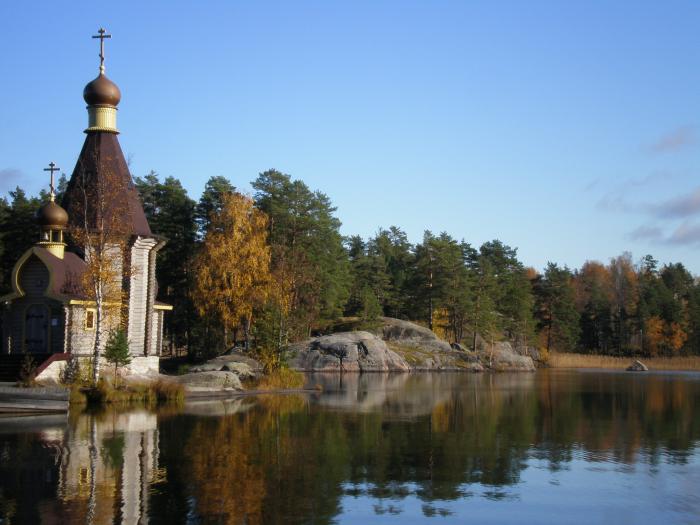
[83, 73, 121, 107]
[36, 201, 69, 229]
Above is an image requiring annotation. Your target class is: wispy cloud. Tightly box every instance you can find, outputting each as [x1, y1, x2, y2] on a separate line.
[627, 225, 663, 241]
[647, 126, 695, 154]
[651, 187, 700, 219]
[667, 221, 700, 246]
[583, 178, 600, 192]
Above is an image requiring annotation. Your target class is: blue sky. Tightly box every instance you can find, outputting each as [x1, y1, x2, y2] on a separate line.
[1, 1, 700, 273]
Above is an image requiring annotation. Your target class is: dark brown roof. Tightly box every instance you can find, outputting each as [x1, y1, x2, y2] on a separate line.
[62, 132, 152, 237]
[42, 249, 88, 299]
[0, 247, 89, 302]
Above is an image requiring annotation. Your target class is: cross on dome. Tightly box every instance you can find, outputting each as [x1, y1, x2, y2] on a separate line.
[43, 161, 60, 201]
[92, 27, 112, 74]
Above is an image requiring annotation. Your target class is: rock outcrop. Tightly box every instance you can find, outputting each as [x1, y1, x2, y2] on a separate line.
[286, 318, 534, 373]
[175, 371, 243, 390]
[626, 360, 649, 372]
[172, 353, 259, 392]
[189, 354, 259, 378]
[378, 318, 532, 372]
[469, 333, 536, 372]
[288, 331, 411, 372]
[379, 318, 453, 353]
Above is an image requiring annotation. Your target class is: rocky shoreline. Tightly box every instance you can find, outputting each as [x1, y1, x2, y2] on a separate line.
[175, 318, 537, 394]
[288, 318, 536, 373]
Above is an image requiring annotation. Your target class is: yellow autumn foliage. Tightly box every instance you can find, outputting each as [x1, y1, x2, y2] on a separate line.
[192, 193, 273, 342]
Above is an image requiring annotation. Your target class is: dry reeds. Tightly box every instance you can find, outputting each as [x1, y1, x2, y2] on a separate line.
[549, 352, 700, 371]
[255, 368, 306, 390]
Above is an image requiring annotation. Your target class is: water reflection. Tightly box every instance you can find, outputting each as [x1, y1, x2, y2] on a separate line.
[0, 370, 699, 524]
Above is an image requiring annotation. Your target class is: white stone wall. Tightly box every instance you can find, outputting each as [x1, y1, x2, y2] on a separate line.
[148, 310, 160, 356]
[126, 356, 160, 375]
[126, 238, 157, 356]
[66, 305, 120, 356]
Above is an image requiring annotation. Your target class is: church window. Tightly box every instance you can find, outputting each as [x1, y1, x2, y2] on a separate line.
[85, 309, 96, 330]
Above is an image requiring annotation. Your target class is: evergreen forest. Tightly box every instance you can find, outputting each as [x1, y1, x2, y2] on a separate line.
[2, 169, 699, 361]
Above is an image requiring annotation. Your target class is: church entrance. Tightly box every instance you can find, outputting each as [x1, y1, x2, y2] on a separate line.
[24, 304, 49, 353]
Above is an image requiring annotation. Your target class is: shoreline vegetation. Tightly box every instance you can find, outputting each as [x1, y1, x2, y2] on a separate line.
[3, 171, 700, 409]
[4, 171, 700, 378]
[549, 352, 700, 371]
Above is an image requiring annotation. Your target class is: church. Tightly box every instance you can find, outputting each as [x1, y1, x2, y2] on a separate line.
[0, 29, 170, 375]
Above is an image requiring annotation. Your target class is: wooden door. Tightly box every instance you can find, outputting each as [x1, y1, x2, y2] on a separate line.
[25, 304, 49, 353]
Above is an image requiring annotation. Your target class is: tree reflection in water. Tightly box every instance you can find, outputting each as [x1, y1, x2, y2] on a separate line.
[0, 370, 699, 524]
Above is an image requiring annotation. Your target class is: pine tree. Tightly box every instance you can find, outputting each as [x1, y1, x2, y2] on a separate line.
[104, 329, 131, 387]
[135, 173, 198, 354]
[252, 169, 350, 338]
[534, 263, 580, 353]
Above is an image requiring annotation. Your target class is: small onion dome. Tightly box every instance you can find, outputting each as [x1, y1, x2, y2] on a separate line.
[83, 73, 121, 106]
[36, 200, 69, 229]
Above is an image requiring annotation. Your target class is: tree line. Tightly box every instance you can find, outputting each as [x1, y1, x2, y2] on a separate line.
[2, 169, 699, 361]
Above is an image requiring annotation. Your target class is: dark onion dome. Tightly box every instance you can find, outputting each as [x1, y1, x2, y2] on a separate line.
[36, 200, 69, 229]
[83, 73, 121, 106]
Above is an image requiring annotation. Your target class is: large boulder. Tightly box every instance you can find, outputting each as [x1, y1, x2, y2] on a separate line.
[379, 318, 453, 353]
[626, 360, 648, 372]
[189, 355, 258, 379]
[478, 342, 536, 371]
[470, 334, 535, 371]
[289, 331, 411, 372]
[175, 371, 243, 390]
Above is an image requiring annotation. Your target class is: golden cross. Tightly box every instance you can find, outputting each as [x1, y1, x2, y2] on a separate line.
[92, 27, 112, 72]
[43, 162, 60, 201]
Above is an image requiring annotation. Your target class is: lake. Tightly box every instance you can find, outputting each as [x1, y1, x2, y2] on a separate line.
[1, 370, 699, 524]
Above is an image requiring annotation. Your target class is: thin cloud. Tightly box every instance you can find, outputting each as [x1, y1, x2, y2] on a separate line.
[627, 225, 663, 241]
[595, 170, 675, 212]
[648, 126, 695, 154]
[596, 194, 639, 213]
[583, 178, 599, 192]
[652, 187, 700, 219]
[666, 221, 700, 246]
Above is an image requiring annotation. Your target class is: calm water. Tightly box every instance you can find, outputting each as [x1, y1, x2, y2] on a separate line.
[1, 370, 700, 524]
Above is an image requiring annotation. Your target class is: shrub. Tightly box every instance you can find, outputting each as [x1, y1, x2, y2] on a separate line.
[17, 356, 37, 388]
[60, 356, 81, 385]
[68, 385, 87, 406]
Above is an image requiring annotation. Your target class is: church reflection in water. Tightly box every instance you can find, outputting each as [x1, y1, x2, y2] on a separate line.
[0, 411, 160, 524]
[1, 370, 700, 524]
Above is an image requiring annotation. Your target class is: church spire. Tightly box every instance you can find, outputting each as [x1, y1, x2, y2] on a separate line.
[63, 29, 152, 238]
[83, 27, 121, 134]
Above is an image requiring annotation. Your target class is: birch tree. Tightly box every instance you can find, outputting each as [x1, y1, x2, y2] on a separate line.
[192, 193, 273, 351]
[67, 151, 131, 384]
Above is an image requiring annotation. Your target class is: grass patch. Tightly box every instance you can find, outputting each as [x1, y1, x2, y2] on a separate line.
[151, 379, 186, 404]
[255, 368, 306, 390]
[78, 379, 185, 407]
[549, 352, 700, 371]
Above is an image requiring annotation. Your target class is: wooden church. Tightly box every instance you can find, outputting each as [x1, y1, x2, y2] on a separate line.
[0, 30, 170, 376]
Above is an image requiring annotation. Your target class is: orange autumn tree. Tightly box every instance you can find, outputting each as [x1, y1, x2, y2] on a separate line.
[644, 316, 688, 356]
[192, 193, 273, 351]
